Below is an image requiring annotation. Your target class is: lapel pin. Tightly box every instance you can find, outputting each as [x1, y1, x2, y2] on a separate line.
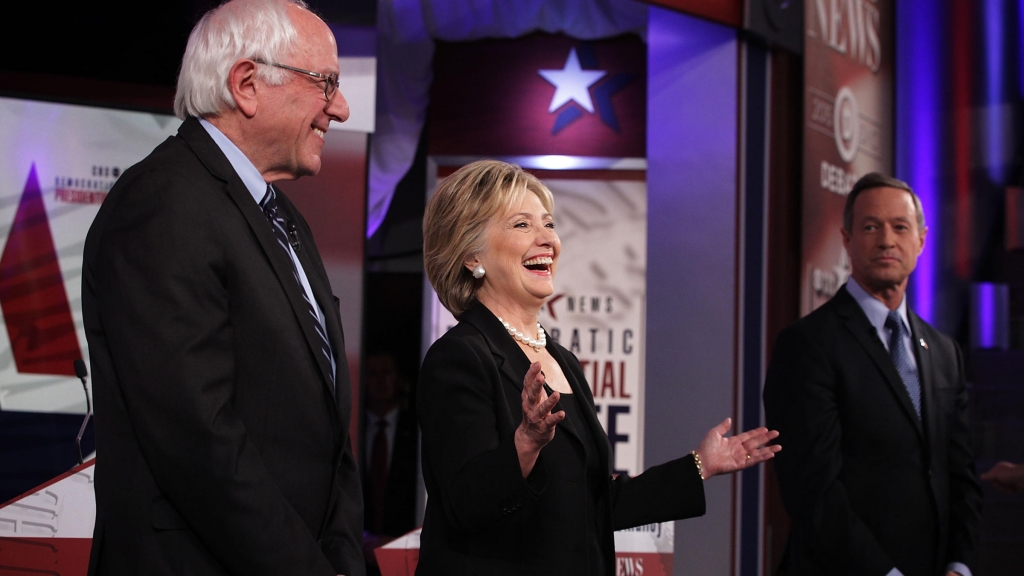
[919, 338, 928, 349]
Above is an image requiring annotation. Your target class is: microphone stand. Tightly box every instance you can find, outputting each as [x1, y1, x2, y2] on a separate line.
[74, 359, 92, 466]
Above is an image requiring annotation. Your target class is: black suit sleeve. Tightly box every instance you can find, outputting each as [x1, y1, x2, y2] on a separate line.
[87, 171, 338, 575]
[609, 454, 706, 530]
[553, 349, 707, 530]
[417, 335, 548, 534]
[763, 325, 895, 574]
[943, 340, 983, 569]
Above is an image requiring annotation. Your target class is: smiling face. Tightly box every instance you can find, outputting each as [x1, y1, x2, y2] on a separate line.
[841, 185, 927, 301]
[256, 4, 350, 181]
[470, 191, 560, 316]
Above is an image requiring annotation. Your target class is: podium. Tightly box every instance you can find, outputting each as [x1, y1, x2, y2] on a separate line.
[0, 460, 95, 574]
[1, 463, 674, 576]
[375, 524, 675, 576]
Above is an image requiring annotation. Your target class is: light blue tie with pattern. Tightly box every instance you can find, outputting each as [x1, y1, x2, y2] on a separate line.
[885, 310, 920, 417]
[260, 185, 335, 391]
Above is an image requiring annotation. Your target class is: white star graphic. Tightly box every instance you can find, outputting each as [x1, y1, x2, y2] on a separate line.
[538, 48, 607, 114]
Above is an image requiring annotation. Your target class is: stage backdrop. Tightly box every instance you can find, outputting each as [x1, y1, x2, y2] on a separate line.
[801, 0, 894, 314]
[0, 97, 181, 414]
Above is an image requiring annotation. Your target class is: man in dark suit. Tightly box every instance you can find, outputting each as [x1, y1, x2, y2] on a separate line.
[763, 173, 982, 576]
[82, 1, 363, 574]
[361, 351, 418, 575]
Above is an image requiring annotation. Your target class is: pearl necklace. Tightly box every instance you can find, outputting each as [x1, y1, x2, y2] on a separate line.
[497, 317, 546, 352]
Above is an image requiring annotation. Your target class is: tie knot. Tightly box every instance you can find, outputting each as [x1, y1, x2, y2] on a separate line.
[377, 418, 389, 432]
[260, 186, 279, 218]
[885, 311, 904, 335]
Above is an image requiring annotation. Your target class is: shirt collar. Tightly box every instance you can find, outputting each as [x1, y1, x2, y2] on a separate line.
[198, 118, 267, 205]
[366, 407, 400, 428]
[845, 277, 910, 333]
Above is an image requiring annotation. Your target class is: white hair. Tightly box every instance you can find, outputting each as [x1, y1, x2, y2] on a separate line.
[173, 0, 310, 119]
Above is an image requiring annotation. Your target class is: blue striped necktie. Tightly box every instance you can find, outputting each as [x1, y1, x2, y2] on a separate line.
[260, 185, 335, 391]
[885, 310, 920, 417]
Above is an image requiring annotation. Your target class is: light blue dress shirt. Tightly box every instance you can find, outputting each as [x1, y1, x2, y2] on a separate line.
[846, 278, 918, 374]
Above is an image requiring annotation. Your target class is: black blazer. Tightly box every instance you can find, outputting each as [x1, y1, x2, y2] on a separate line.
[83, 117, 364, 576]
[763, 285, 981, 576]
[415, 302, 705, 576]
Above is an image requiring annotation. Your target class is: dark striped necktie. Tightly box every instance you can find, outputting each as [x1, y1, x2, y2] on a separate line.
[260, 185, 335, 391]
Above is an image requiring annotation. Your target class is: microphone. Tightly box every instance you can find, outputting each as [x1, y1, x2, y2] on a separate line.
[73, 359, 92, 466]
[287, 221, 301, 252]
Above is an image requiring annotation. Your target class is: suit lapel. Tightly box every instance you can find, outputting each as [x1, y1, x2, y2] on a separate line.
[177, 119, 338, 400]
[274, 191, 345, 402]
[309, 276, 347, 413]
[460, 304, 583, 446]
[835, 287, 924, 438]
[460, 305, 526, 392]
[907, 311, 936, 440]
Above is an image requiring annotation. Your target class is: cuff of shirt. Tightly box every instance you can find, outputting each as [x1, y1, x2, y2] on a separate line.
[946, 562, 971, 576]
[889, 563, 970, 576]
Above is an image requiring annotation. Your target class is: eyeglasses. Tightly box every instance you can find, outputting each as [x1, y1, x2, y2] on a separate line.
[254, 59, 339, 101]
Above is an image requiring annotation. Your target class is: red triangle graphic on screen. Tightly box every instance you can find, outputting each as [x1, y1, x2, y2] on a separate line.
[0, 164, 82, 376]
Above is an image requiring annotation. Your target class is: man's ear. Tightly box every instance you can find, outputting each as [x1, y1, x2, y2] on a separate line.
[228, 60, 259, 118]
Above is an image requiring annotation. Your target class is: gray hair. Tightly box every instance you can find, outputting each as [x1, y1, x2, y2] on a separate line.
[174, 0, 310, 120]
[842, 172, 926, 233]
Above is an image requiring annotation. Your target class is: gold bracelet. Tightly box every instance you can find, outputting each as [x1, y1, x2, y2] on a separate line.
[691, 450, 704, 480]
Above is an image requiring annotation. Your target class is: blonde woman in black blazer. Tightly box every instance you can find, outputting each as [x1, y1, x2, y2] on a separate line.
[417, 160, 780, 575]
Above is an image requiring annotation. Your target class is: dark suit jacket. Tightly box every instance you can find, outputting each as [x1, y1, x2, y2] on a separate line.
[763, 285, 981, 576]
[82, 117, 364, 576]
[415, 302, 705, 576]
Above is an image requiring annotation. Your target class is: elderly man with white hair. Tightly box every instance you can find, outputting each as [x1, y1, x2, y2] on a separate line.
[82, 0, 362, 574]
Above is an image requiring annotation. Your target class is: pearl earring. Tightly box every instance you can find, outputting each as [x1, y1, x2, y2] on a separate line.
[472, 264, 486, 279]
